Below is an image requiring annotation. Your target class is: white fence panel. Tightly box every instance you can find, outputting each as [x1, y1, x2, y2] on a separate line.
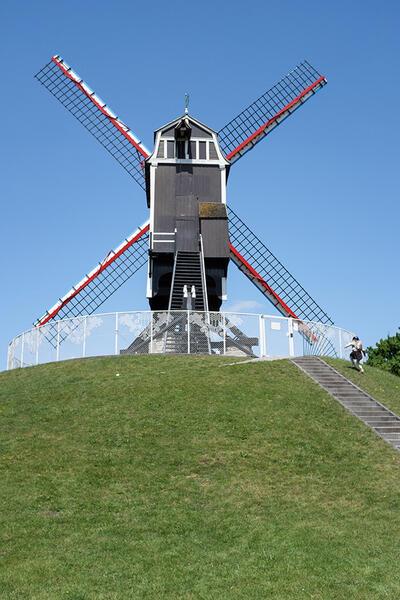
[6, 311, 355, 370]
[262, 315, 291, 358]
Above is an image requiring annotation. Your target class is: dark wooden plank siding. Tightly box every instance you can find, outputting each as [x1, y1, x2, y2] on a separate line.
[201, 219, 229, 258]
[209, 142, 218, 159]
[154, 165, 176, 233]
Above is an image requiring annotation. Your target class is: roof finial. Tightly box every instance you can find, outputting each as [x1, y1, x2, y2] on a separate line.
[184, 92, 189, 115]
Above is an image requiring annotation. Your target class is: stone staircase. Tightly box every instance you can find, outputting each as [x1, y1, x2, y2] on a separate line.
[292, 356, 400, 451]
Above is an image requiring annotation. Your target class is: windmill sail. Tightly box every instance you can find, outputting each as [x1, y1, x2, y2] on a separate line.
[218, 61, 326, 164]
[228, 208, 332, 324]
[35, 55, 150, 189]
[35, 221, 150, 329]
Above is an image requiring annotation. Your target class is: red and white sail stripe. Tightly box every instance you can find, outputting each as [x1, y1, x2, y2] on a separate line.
[35, 220, 150, 328]
[51, 55, 150, 160]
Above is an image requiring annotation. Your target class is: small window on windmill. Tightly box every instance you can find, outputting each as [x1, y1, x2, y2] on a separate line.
[199, 141, 207, 159]
[166, 140, 175, 159]
[189, 141, 197, 159]
[157, 140, 165, 158]
[209, 142, 218, 159]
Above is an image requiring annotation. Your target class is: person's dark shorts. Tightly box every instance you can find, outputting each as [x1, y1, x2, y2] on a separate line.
[350, 350, 363, 361]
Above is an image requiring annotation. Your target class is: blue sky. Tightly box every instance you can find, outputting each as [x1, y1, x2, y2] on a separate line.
[1, 0, 399, 369]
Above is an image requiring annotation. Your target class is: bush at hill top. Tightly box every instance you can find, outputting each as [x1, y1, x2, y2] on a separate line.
[1, 356, 400, 599]
[366, 328, 400, 377]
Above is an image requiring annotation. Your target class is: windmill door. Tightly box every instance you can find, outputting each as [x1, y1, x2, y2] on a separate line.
[176, 195, 199, 252]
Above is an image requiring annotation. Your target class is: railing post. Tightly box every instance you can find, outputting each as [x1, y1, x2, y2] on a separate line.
[223, 313, 227, 355]
[150, 312, 153, 354]
[264, 315, 267, 357]
[7, 342, 12, 371]
[82, 316, 87, 358]
[259, 315, 265, 357]
[114, 312, 119, 355]
[288, 318, 295, 357]
[35, 327, 40, 365]
[207, 311, 212, 355]
[56, 321, 60, 362]
[339, 327, 343, 359]
[187, 310, 190, 354]
[20, 332, 25, 368]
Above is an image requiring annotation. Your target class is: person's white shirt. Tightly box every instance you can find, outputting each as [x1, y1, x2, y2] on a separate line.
[345, 339, 363, 351]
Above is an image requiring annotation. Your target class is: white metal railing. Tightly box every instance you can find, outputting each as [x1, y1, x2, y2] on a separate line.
[6, 311, 355, 370]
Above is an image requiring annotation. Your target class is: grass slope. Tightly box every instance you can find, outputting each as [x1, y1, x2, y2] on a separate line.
[1, 356, 400, 599]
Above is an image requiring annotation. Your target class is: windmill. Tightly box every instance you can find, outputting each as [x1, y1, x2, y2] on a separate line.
[33, 55, 333, 355]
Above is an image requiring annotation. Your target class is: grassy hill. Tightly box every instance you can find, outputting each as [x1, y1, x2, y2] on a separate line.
[1, 356, 400, 599]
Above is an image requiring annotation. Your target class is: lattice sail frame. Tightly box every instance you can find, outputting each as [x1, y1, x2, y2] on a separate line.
[35, 55, 150, 189]
[218, 60, 327, 163]
[228, 208, 333, 325]
[35, 222, 150, 328]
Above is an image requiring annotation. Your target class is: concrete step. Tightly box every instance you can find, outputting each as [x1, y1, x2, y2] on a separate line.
[310, 374, 348, 378]
[316, 382, 353, 386]
[321, 383, 360, 388]
[328, 391, 369, 396]
[293, 358, 321, 363]
[341, 400, 390, 418]
[304, 370, 343, 374]
[310, 378, 345, 382]
[345, 408, 380, 414]
[353, 410, 389, 417]
[319, 379, 359, 384]
[347, 406, 380, 413]
[325, 391, 366, 397]
[352, 404, 386, 411]
[374, 426, 400, 434]
[305, 370, 346, 375]
[341, 396, 375, 402]
[340, 400, 376, 406]
[328, 393, 365, 398]
[365, 418, 400, 426]
[339, 400, 373, 405]
[353, 407, 390, 414]
[324, 384, 370, 398]
[342, 397, 375, 402]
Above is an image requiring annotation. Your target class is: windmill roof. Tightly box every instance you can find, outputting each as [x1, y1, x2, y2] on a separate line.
[154, 114, 217, 139]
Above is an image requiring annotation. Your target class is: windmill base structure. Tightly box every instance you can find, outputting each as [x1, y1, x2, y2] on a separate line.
[7, 54, 351, 366]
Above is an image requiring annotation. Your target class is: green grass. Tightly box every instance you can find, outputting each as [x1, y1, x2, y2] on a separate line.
[324, 357, 400, 415]
[1, 355, 400, 599]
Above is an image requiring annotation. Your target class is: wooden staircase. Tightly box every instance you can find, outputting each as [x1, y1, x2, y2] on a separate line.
[169, 251, 206, 311]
